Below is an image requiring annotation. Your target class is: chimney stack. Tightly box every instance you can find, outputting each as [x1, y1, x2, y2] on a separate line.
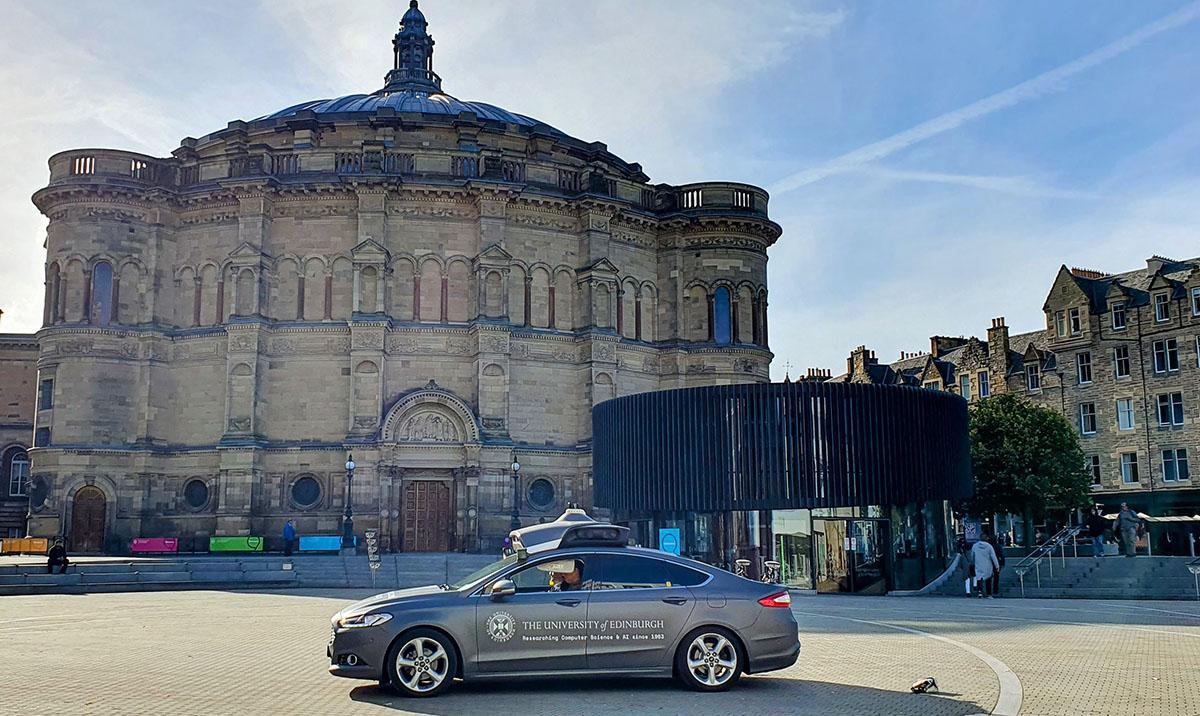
[986, 317, 1010, 391]
[848, 345, 876, 379]
[929, 335, 968, 358]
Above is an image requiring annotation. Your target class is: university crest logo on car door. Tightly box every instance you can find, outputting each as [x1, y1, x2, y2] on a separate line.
[486, 611, 516, 642]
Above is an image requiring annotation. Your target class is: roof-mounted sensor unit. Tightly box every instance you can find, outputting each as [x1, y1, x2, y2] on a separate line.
[509, 508, 626, 557]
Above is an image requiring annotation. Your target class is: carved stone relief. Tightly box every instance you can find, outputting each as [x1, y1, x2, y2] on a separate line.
[399, 412, 460, 442]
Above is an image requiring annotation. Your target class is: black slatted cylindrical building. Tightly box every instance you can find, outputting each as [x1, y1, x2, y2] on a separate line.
[592, 381, 972, 593]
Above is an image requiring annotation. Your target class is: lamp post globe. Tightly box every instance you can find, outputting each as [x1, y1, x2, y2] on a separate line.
[509, 460, 521, 531]
[341, 452, 356, 550]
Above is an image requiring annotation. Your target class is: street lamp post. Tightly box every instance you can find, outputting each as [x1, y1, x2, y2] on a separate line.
[509, 460, 521, 531]
[342, 453, 356, 550]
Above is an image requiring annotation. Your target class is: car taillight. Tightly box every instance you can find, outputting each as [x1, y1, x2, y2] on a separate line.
[758, 591, 791, 608]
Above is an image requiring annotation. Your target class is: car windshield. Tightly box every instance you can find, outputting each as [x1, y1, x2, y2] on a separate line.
[447, 554, 520, 590]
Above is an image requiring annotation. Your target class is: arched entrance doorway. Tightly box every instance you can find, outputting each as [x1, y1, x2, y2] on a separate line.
[71, 486, 107, 552]
[380, 382, 482, 552]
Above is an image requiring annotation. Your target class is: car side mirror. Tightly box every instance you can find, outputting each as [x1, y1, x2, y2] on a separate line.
[488, 578, 516, 600]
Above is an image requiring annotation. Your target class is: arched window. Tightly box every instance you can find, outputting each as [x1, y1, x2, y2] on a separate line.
[90, 262, 114, 326]
[46, 265, 61, 325]
[5, 447, 29, 497]
[713, 287, 732, 345]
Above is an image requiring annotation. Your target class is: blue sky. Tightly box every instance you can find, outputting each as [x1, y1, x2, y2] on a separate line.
[1, 1, 1198, 378]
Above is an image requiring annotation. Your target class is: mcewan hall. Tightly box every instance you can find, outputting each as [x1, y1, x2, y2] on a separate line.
[18, 3, 781, 554]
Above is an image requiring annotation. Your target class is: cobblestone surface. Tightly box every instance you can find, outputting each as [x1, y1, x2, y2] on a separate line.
[0, 590, 1196, 715]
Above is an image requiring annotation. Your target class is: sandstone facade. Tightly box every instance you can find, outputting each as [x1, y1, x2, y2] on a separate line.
[26, 3, 779, 552]
[837, 257, 1200, 516]
[0, 334, 37, 537]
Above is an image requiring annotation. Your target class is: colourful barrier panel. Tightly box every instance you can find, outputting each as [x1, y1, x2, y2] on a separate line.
[298, 535, 343, 552]
[131, 537, 179, 553]
[209, 536, 264, 552]
[0, 538, 50, 555]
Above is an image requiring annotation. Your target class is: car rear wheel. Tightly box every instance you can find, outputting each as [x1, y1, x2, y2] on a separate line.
[385, 629, 457, 697]
[674, 627, 743, 692]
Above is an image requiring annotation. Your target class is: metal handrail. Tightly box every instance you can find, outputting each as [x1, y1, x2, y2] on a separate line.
[1011, 524, 1085, 597]
[1187, 557, 1200, 601]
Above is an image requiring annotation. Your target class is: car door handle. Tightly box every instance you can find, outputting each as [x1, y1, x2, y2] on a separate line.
[555, 598, 582, 607]
[661, 596, 689, 605]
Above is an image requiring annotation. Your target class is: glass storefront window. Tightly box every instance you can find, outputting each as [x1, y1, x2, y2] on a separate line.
[772, 509, 813, 589]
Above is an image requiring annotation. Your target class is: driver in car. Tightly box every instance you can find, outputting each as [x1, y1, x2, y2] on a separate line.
[549, 560, 583, 591]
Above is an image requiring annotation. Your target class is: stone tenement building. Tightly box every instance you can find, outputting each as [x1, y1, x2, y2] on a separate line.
[0, 331, 37, 538]
[26, 3, 778, 553]
[836, 255, 1200, 518]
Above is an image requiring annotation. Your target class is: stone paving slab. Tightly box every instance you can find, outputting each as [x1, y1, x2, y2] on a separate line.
[0, 590, 1196, 715]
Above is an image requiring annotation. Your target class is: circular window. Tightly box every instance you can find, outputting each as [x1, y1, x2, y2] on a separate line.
[28, 476, 48, 511]
[183, 479, 209, 510]
[527, 478, 555, 510]
[291, 476, 322, 508]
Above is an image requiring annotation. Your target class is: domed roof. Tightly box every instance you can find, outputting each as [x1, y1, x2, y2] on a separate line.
[253, 2, 564, 137]
[256, 90, 563, 135]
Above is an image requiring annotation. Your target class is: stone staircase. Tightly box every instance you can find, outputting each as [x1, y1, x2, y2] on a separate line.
[0, 553, 498, 596]
[0, 502, 28, 535]
[1000, 556, 1200, 600]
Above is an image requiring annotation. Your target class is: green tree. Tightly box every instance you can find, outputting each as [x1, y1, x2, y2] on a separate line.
[966, 393, 1092, 543]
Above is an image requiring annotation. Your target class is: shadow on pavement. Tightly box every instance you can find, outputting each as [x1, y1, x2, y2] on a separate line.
[349, 676, 988, 715]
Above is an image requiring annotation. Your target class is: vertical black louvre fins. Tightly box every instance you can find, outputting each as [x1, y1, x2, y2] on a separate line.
[593, 382, 972, 512]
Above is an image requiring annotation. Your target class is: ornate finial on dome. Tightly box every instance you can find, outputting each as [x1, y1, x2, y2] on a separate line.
[382, 0, 442, 93]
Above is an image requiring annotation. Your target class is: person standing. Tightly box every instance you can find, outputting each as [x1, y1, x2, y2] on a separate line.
[1116, 503, 1141, 557]
[282, 519, 296, 557]
[1086, 505, 1109, 558]
[985, 532, 1006, 597]
[970, 533, 1000, 598]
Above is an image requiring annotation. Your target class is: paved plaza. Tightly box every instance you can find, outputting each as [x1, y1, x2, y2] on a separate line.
[1, 589, 1197, 716]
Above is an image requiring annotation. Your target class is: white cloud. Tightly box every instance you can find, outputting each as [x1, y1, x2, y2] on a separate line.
[845, 166, 1099, 200]
[769, 0, 1200, 195]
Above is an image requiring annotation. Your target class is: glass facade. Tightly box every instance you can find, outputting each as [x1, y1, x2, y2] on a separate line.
[621, 501, 956, 593]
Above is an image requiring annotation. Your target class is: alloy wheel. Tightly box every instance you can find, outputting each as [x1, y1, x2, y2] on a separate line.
[394, 636, 451, 693]
[685, 632, 738, 687]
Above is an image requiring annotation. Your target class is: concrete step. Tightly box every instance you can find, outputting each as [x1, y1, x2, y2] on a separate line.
[19, 574, 83, 586]
[81, 573, 144, 585]
[73, 563, 137, 574]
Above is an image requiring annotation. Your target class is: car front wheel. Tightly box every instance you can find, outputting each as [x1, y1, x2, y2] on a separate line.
[674, 627, 743, 692]
[385, 628, 457, 697]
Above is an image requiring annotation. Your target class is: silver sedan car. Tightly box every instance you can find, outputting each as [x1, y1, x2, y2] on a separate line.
[328, 519, 800, 697]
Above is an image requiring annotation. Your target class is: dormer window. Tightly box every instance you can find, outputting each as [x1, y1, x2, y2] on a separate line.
[1111, 302, 1127, 330]
[1154, 292, 1170, 322]
[1068, 307, 1082, 335]
[1026, 363, 1042, 392]
[1053, 311, 1066, 337]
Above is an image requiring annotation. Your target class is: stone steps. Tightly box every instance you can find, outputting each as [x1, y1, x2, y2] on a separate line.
[998, 557, 1200, 599]
[0, 553, 497, 595]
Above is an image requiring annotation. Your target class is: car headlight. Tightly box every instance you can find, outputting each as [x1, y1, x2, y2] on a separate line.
[337, 612, 394, 629]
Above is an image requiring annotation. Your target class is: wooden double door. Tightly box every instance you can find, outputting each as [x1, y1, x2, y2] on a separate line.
[402, 480, 452, 552]
[71, 486, 107, 553]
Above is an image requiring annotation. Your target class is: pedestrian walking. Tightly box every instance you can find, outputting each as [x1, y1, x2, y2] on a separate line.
[1116, 503, 1141, 557]
[970, 533, 1000, 598]
[954, 534, 972, 595]
[1086, 505, 1109, 558]
[46, 538, 69, 574]
[282, 519, 296, 556]
[985, 532, 1006, 597]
